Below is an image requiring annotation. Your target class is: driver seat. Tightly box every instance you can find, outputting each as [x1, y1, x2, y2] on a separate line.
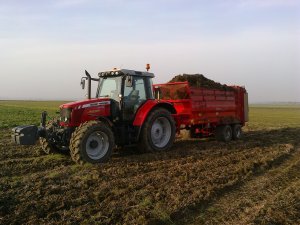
[129, 90, 139, 102]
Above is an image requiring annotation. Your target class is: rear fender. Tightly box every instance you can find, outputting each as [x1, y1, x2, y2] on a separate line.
[133, 100, 177, 126]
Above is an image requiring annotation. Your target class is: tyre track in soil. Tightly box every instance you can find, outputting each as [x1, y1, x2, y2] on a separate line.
[183, 145, 300, 225]
[0, 154, 73, 177]
[74, 144, 283, 188]
[97, 132, 295, 183]
[1, 128, 300, 224]
[0, 137, 256, 183]
[0, 130, 296, 182]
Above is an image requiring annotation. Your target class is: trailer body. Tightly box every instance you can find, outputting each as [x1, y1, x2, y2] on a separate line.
[154, 82, 248, 137]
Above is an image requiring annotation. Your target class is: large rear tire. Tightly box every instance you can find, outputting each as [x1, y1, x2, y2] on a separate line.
[138, 108, 176, 152]
[70, 121, 115, 164]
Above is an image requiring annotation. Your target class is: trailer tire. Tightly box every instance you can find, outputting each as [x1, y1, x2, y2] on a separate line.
[215, 125, 232, 142]
[70, 121, 114, 164]
[39, 121, 59, 154]
[232, 124, 242, 140]
[138, 108, 176, 152]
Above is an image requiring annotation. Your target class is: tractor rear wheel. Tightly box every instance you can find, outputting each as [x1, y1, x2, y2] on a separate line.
[215, 125, 232, 142]
[70, 121, 114, 164]
[139, 108, 176, 152]
[39, 121, 59, 154]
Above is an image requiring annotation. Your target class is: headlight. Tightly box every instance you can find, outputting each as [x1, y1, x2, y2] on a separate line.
[60, 108, 72, 123]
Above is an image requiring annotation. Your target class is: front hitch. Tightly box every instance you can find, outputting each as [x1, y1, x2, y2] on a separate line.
[12, 111, 47, 145]
[12, 125, 39, 145]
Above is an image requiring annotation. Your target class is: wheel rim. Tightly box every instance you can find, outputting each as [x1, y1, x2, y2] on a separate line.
[225, 127, 231, 140]
[235, 127, 241, 138]
[86, 131, 109, 160]
[150, 117, 172, 148]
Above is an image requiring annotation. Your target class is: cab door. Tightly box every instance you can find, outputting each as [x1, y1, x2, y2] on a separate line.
[122, 76, 147, 121]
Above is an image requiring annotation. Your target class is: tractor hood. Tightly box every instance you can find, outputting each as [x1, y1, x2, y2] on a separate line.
[59, 98, 111, 127]
[60, 98, 111, 110]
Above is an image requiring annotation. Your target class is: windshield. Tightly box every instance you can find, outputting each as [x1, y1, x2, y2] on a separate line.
[96, 76, 122, 101]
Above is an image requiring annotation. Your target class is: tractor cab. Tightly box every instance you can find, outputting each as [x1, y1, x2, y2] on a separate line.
[83, 69, 155, 122]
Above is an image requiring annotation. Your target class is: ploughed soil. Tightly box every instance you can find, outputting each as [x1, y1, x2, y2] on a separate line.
[169, 74, 235, 91]
[1, 127, 300, 224]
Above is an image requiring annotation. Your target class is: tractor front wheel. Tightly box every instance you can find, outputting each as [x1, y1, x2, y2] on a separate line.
[39, 121, 59, 154]
[139, 108, 176, 152]
[70, 121, 114, 164]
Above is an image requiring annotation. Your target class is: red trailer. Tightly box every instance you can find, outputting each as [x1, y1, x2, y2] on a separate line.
[153, 81, 248, 141]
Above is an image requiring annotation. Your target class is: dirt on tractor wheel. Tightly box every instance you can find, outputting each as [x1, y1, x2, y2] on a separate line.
[1, 126, 300, 225]
[169, 74, 235, 91]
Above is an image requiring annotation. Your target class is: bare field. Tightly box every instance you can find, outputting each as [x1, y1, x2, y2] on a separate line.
[1, 101, 300, 224]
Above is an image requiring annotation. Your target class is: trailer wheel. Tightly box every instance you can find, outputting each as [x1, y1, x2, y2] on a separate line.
[215, 125, 232, 142]
[139, 108, 176, 152]
[232, 124, 242, 140]
[39, 121, 59, 154]
[70, 121, 114, 164]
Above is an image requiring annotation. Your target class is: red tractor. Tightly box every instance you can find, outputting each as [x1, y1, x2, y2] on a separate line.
[12, 68, 177, 164]
[12, 67, 248, 164]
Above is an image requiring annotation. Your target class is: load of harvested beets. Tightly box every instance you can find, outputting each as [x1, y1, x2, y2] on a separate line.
[169, 74, 235, 91]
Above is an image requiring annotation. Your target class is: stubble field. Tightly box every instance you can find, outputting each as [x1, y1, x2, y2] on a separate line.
[1, 101, 300, 224]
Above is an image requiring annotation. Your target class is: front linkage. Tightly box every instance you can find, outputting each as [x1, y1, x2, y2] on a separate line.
[12, 111, 48, 145]
[12, 111, 72, 152]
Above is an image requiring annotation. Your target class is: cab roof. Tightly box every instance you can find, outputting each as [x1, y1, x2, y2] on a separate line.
[98, 69, 154, 78]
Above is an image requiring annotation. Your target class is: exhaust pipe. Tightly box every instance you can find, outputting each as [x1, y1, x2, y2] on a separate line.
[84, 70, 100, 99]
[85, 70, 92, 99]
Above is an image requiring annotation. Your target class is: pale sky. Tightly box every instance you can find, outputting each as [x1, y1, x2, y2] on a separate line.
[0, 0, 299, 102]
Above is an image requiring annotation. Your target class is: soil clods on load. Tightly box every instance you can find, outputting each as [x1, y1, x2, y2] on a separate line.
[169, 74, 235, 91]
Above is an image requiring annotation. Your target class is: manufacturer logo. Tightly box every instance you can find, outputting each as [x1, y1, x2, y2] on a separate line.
[75, 101, 110, 109]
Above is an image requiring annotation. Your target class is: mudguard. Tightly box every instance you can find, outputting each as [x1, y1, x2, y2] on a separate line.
[133, 100, 176, 126]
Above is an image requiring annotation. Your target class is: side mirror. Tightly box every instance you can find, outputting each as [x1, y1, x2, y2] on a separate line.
[125, 76, 133, 87]
[80, 78, 86, 89]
